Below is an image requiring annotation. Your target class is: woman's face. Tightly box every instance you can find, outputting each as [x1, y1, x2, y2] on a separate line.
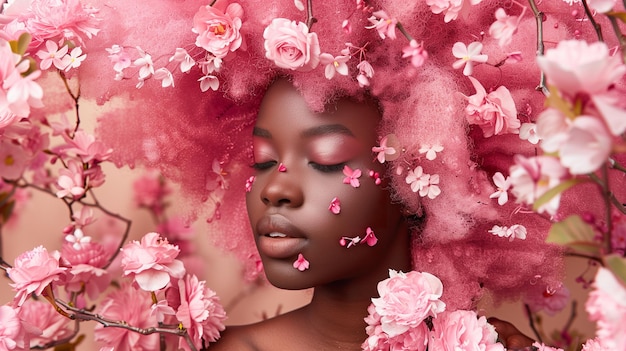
[246, 79, 405, 290]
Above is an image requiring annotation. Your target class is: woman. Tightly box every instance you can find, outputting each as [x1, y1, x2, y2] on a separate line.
[82, 0, 571, 348]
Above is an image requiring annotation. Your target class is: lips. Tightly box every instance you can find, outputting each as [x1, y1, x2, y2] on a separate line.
[256, 215, 307, 259]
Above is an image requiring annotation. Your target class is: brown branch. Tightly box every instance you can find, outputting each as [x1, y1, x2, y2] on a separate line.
[524, 304, 543, 344]
[580, 0, 604, 41]
[528, 0, 548, 95]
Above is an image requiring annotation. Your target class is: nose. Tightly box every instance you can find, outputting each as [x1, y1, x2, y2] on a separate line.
[259, 169, 304, 208]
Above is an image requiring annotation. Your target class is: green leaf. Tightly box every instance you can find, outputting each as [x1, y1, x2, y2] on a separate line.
[605, 254, 626, 286]
[533, 178, 584, 212]
[16, 32, 31, 56]
[546, 215, 601, 255]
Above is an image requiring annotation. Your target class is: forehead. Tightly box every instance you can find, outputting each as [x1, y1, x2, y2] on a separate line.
[256, 79, 381, 139]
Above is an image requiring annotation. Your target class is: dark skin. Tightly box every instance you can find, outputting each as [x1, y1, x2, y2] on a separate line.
[210, 79, 533, 350]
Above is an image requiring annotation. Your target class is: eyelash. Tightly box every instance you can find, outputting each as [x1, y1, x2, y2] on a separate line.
[252, 161, 345, 173]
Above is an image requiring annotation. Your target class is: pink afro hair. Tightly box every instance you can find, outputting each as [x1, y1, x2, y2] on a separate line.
[75, 0, 609, 309]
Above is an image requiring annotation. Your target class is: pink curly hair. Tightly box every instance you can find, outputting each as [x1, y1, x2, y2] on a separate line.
[75, 0, 608, 310]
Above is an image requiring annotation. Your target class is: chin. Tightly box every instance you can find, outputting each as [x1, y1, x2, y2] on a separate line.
[262, 260, 319, 290]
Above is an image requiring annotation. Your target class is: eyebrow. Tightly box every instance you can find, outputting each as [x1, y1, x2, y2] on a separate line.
[253, 124, 355, 139]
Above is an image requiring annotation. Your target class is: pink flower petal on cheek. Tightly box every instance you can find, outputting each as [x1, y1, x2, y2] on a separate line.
[245, 175, 255, 192]
[278, 163, 287, 172]
[342, 165, 362, 188]
[328, 197, 341, 214]
[293, 253, 310, 271]
[363, 227, 378, 246]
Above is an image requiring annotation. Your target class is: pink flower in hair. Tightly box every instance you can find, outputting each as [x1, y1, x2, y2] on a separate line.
[106, 45, 131, 73]
[489, 224, 526, 241]
[55, 160, 85, 199]
[199, 74, 220, 92]
[429, 310, 504, 351]
[193, 2, 244, 59]
[35, 40, 69, 70]
[372, 270, 445, 337]
[509, 155, 568, 215]
[171, 275, 226, 350]
[293, 253, 309, 271]
[62, 46, 86, 71]
[154, 68, 174, 88]
[19, 298, 72, 348]
[356, 60, 374, 87]
[245, 175, 255, 192]
[342, 165, 362, 188]
[419, 173, 441, 199]
[372, 134, 399, 163]
[463, 76, 520, 138]
[586, 267, 626, 350]
[402, 40, 428, 68]
[120, 232, 186, 291]
[0, 304, 31, 350]
[489, 171, 510, 205]
[427, 0, 483, 22]
[536, 40, 626, 98]
[452, 41, 488, 76]
[366, 10, 398, 40]
[489, 8, 519, 48]
[320, 53, 349, 80]
[7, 246, 67, 306]
[418, 143, 443, 161]
[263, 18, 321, 72]
[170, 48, 196, 73]
[94, 283, 159, 351]
[520, 122, 540, 144]
[406, 166, 427, 193]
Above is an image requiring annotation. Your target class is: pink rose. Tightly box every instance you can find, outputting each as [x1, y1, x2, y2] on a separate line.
[585, 267, 626, 350]
[193, 2, 245, 59]
[7, 246, 67, 306]
[263, 18, 320, 72]
[120, 232, 186, 291]
[463, 76, 520, 138]
[536, 40, 626, 97]
[362, 304, 429, 351]
[371, 270, 445, 337]
[429, 310, 505, 351]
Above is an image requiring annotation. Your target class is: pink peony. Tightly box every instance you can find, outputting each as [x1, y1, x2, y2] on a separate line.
[582, 337, 611, 351]
[7, 246, 67, 306]
[61, 240, 111, 299]
[508, 155, 568, 215]
[171, 275, 226, 350]
[585, 267, 626, 350]
[372, 270, 445, 337]
[0, 304, 31, 351]
[463, 76, 520, 138]
[18, 299, 72, 348]
[536, 40, 626, 97]
[263, 18, 320, 72]
[120, 232, 186, 291]
[429, 310, 505, 351]
[193, 2, 245, 59]
[362, 304, 429, 351]
[94, 283, 159, 351]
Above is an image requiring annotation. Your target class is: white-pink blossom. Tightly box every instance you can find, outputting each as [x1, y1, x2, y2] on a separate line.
[489, 172, 510, 205]
[453, 42, 488, 76]
[319, 53, 349, 80]
[586, 267, 626, 350]
[366, 10, 397, 39]
[509, 155, 568, 215]
[426, 0, 484, 22]
[489, 8, 519, 47]
[35, 40, 69, 70]
[559, 116, 612, 175]
[402, 40, 428, 68]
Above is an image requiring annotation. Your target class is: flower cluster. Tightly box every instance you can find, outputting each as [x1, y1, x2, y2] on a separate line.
[363, 270, 504, 351]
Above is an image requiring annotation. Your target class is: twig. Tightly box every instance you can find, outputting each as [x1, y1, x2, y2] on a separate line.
[580, 0, 604, 41]
[396, 22, 414, 42]
[600, 166, 614, 253]
[564, 252, 604, 266]
[305, 0, 317, 29]
[524, 304, 543, 343]
[58, 71, 81, 137]
[528, 0, 548, 95]
[607, 15, 626, 63]
[588, 172, 626, 215]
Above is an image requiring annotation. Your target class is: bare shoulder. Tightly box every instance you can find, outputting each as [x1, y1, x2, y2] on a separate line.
[207, 324, 258, 351]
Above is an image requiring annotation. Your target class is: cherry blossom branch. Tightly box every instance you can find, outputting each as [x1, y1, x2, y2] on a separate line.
[58, 71, 82, 136]
[600, 166, 614, 253]
[524, 303, 543, 343]
[31, 320, 81, 350]
[396, 22, 414, 42]
[527, 0, 548, 94]
[55, 298, 199, 351]
[607, 15, 626, 63]
[580, 0, 604, 41]
[588, 172, 626, 215]
[305, 0, 317, 29]
[565, 252, 604, 265]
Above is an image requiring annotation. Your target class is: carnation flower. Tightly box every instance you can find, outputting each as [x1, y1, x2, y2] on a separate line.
[7, 246, 67, 306]
[193, 2, 245, 59]
[18, 299, 72, 348]
[263, 18, 320, 72]
[120, 232, 186, 291]
[0, 304, 31, 351]
[429, 310, 505, 351]
[371, 270, 445, 337]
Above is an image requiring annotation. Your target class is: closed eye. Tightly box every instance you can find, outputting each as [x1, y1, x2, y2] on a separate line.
[252, 161, 277, 171]
[309, 162, 345, 173]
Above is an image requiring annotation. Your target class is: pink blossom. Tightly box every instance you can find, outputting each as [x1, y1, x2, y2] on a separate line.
[193, 2, 245, 59]
[55, 160, 85, 199]
[426, 0, 483, 22]
[452, 41, 488, 76]
[356, 60, 374, 87]
[328, 196, 341, 214]
[0, 304, 30, 351]
[172, 275, 226, 350]
[535, 108, 569, 153]
[536, 40, 626, 97]
[0, 140, 31, 180]
[402, 40, 428, 68]
[582, 338, 611, 351]
[363, 303, 429, 351]
[263, 18, 320, 72]
[372, 134, 399, 163]
[64, 228, 91, 250]
[592, 90, 626, 136]
[154, 68, 174, 88]
[366, 10, 398, 40]
[150, 300, 175, 323]
[372, 270, 445, 337]
[199, 74, 219, 92]
[342, 165, 362, 188]
[489, 172, 510, 205]
[363, 227, 378, 246]
[559, 116, 612, 175]
[132, 171, 170, 214]
[169, 48, 195, 73]
[3, 58, 44, 117]
[35, 40, 69, 70]
[120, 232, 186, 291]
[319, 53, 349, 79]
[586, 267, 626, 350]
[520, 122, 540, 144]
[524, 284, 570, 316]
[156, 216, 194, 242]
[488, 8, 519, 48]
[293, 253, 310, 271]
[106, 45, 131, 73]
[509, 155, 568, 215]
[419, 143, 443, 161]
[429, 310, 505, 351]
[71, 206, 94, 227]
[133, 47, 154, 81]
[463, 76, 520, 137]
[532, 342, 565, 351]
[490, 224, 526, 241]
[62, 130, 112, 163]
[406, 166, 427, 193]
[94, 284, 159, 351]
[18, 299, 72, 348]
[419, 173, 441, 199]
[587, 0, 616, 12]
[7, 246, 67, 306]
[245, 175, 255, 192]
[62, 46, 86, 71]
